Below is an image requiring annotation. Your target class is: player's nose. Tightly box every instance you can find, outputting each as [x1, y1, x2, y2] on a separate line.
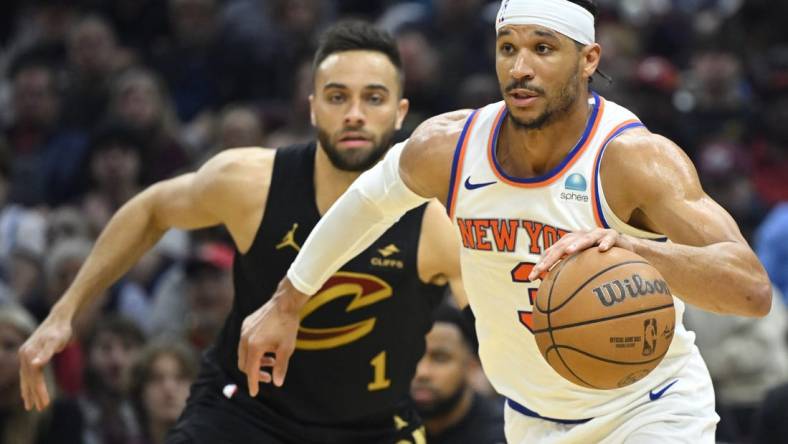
[510, 50, 535, 81]
[343, 99, 365, 127]
[413, 357, 430, 379]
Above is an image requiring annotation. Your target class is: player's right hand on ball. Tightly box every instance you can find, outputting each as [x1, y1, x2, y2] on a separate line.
[19, 316, 72, 411]
[238, 277, 309, 396]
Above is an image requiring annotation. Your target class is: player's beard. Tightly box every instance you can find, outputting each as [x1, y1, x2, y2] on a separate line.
[413, 381, 468, 420]
[318, 124, 397, 172]
[505, 67, 580, 131]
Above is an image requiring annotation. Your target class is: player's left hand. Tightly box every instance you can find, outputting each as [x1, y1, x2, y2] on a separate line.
[528, 228, 636, 281]
[237, 277, 309, 396]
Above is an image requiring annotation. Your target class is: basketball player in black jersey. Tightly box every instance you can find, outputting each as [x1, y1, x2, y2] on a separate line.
[19, 21, 468, 443]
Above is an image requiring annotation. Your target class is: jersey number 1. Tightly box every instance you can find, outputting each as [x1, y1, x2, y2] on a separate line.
[511, 262, 538, 333]
[368, 351, 391, 391]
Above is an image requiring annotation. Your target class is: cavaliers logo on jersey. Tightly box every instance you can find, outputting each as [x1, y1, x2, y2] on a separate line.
[296, 272, 393, 350]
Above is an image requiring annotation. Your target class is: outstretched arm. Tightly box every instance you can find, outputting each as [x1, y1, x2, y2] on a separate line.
[238, 110, 471, 396]
[531, 130, 771, 317]
[19, 148, 273, 411]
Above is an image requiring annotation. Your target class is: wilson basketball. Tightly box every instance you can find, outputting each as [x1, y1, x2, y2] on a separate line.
[532, 247, 676, 389]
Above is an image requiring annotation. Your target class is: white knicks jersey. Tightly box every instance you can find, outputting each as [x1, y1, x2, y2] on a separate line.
[445, 92, 701, 420]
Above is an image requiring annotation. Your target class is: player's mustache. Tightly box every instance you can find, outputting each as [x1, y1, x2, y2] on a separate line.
[336, 128, 374, 139]
[505, 80, 545, 95]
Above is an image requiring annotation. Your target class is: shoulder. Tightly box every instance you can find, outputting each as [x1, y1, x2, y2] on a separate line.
[196, 148, 275, 189]
[193, 147, 276, 207]
[197, 147, 276, 178]
[601, 128, 700, 200]
[406, 109, 474, 155]
[400, 110, 474, 200]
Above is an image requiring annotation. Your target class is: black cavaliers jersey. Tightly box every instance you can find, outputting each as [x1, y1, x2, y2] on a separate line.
[203, 142, 444, 441]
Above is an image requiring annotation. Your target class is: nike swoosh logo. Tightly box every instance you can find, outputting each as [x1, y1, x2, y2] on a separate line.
[649, 379, 678, 401]
[464, 177, 497, 190]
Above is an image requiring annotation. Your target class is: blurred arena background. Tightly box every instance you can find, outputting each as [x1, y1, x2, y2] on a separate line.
[0, 1, 786, 443]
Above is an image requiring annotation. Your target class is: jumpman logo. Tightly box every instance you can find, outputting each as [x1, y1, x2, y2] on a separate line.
[276, 223, 301, 252]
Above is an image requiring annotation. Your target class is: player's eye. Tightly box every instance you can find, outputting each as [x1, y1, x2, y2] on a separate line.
[500, 43, 515, 55]
[367, 94, 384, 105]
[328, 93, 345, 103]
[432, 352, 451, 363]
[536, 44, 552, 55]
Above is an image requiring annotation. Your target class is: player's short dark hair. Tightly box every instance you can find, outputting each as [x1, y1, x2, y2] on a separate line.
[313, 20, 404, 94]
[564, 0, 610, 84]
[566, 0, 598, 21]
[432, 303, 477, 353]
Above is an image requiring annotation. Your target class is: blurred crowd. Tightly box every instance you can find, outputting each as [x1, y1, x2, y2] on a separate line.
[0, 1, 786, 443]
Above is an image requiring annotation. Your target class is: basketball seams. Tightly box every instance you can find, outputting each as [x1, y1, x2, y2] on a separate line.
[545, 255, 581, 390]
[533, 247, 676, 390]
[545, 344, 670, 366]
[543, 259, 651, 314]
[532, 303, 675, 334]
[544, 347, 603, 389]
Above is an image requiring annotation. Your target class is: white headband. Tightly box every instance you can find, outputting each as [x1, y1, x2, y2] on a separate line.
[496, 0, 595, 45]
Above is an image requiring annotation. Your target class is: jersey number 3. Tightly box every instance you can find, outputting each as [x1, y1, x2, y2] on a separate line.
[511, 262, 538, 333]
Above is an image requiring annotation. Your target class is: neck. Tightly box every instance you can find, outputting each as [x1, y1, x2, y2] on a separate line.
[313, 142, 364, 215]
[148, 418, 174, 444]
[424, 388, 474, 437]
[498, 90, 593, 178]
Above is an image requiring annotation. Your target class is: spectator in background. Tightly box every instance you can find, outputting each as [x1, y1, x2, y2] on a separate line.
[42, 238, 104, 396]
[81, 120, 145, 235]
[0, 140, 48, 277]
[108, 67, 189, 184]
[392, 28, 442, 131]
[380, 0, 494, 112]
[263, 0, 335, 100]
[182, 241, 234, 351]
[755, 203, 788, 302]
[0, 303, 80, 444]
[154, 0, 275, 125]
[748, 95, 788, 207]
[195, 103, 265, 164]
[93, 0, 170, 63]
[216, 104, 264, 151]
[155, 0, 222, 123]
[262, 59, 315, 148]
[411, 304, 505, 444]
[77, 316, 146, 444]
[752, 379, 788, 444]
[696, 138, 765, 241]
[4, 55, 89, 205]
[0, 1, 80, 80]
[0, 303, 51, 444]
[7, 249, 46, 319]
[684, 289, 788, 443]
[62, 14, 131, 130]
[129, 340, 197, 444]
[47, 206, 93, 248]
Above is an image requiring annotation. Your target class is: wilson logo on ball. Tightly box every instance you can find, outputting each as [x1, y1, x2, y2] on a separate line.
[592, 274, 671, 307]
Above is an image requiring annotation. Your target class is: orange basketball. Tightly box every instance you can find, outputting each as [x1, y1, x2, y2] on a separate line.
[532, 247, 676, 389]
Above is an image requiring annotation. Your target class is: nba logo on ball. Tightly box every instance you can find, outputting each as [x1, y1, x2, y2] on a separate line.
[564, 173, 587, 192]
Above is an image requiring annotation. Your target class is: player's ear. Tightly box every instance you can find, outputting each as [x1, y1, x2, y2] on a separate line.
[309, 94, 316, 126]
[581, 43, 601, 81]
[395, 98, 409, 131]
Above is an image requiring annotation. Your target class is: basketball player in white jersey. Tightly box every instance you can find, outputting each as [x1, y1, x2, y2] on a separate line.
[236, 1, 772, 442]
